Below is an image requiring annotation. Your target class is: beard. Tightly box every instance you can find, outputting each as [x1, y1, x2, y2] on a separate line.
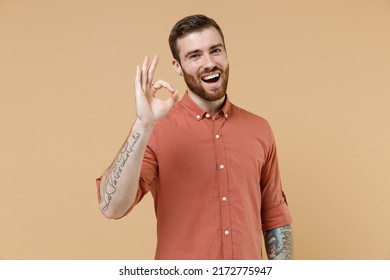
[182, 64, 229, 102]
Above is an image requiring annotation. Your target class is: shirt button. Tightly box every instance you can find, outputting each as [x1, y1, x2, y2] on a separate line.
[215, 134, 220, 139]
[196, 115, 201, 120]
[205, 113, 211, 118]
[219, 164, 225, 170]
[222, 196, 227, 202]
[224, 230, 230, 235]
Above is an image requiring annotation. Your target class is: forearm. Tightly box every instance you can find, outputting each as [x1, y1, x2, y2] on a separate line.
[264, 224, 294, 260]
[99, 121, 154, 219]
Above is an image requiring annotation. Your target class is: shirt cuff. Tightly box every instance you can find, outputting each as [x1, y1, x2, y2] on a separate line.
[261, 201, 293, 231]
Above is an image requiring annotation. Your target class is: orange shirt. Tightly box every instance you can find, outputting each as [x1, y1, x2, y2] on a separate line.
[97, 92, 292, 259]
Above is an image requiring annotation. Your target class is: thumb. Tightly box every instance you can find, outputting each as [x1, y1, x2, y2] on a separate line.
[170, 90, 179, 102]
[166, 90, 179, 107]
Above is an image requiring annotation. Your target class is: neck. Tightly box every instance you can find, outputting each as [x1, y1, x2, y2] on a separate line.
[187, 91, 226, 116]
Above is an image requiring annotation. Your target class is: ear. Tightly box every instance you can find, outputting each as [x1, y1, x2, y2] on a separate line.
[172, 59, 183, 76]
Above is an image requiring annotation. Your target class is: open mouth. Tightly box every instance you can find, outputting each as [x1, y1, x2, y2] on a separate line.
[201, 73, 220, 84]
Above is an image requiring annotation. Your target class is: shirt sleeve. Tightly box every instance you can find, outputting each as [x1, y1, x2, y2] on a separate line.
[260, 122, 292, 231]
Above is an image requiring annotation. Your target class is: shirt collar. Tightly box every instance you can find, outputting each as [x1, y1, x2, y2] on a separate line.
[180, 91, 232, 121]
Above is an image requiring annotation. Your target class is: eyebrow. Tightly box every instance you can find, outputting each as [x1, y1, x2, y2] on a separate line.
[184, 43, 224, 59]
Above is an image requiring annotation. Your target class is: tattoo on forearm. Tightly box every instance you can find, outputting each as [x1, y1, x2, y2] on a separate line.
[101, 132, 141, 211]
[264, 225, 293, 260]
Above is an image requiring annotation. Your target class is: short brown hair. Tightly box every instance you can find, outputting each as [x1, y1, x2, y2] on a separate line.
[169, 14, 225, 63]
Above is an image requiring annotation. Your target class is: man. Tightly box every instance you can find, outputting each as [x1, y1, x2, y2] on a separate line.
[96, 14, 293, 260]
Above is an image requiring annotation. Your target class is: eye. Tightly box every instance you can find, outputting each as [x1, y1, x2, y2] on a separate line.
[189, 53, 200, 60]
[212, 48, 222, 54]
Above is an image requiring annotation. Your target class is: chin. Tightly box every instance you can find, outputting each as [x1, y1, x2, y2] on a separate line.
[203, 91, 226, 102]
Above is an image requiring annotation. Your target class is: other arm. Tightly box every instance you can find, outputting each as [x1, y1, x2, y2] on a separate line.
[264, 224, 294, 260]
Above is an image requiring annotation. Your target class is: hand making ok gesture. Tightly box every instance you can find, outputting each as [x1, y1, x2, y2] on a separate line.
[134, 55, 179, 127]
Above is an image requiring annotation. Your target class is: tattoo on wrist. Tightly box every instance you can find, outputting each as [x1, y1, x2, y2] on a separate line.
[101, 132, 141, 211]
[264, 225, 293, 260]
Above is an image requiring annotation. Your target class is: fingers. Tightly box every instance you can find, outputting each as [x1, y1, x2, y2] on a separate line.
[138, 55, 159, 92]
[140, 56, 150, 91]
[151, 80, 179, 105]
[151, 80, 176, 94]
[148, 55, 159, 85]
[134, 65, 142, 96]
[169, 90, 179, 103]
[135, 56, 178, 102]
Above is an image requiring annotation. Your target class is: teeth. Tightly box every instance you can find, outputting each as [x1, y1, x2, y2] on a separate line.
[202, 73, 220, 80]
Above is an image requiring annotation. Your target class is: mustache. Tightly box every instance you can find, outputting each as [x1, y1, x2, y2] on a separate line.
[200, 66, 222, 74]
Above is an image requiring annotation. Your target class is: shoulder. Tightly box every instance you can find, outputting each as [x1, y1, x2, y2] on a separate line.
[231, 103, 272, 129]
[229, 103, 276, 146]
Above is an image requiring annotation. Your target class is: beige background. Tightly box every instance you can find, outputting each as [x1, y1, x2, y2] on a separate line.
[1, 0, 389, 259]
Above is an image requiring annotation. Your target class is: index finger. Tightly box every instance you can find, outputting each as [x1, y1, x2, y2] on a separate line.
[151, 80, 176, 93]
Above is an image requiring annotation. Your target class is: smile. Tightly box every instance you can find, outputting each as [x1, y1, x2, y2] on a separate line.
[201, 73, 220, 83]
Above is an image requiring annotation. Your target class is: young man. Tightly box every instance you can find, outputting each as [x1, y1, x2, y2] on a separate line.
[97, 14, 293, 260]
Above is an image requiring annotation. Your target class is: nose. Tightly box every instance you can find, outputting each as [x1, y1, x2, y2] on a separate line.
[202, 54, 216, 71]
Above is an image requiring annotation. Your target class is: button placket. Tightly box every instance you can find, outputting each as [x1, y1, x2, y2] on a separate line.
[213, 116, 233, 258]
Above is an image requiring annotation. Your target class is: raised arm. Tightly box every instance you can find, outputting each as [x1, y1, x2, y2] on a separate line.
[264, 224, 294, 260]
[99, 55, 179, 219]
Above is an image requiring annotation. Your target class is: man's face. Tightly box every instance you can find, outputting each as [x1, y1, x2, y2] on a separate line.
[174, 27, 229, 102]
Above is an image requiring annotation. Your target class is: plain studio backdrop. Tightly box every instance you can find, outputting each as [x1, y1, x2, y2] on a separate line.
[1, 0, 389, 259]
